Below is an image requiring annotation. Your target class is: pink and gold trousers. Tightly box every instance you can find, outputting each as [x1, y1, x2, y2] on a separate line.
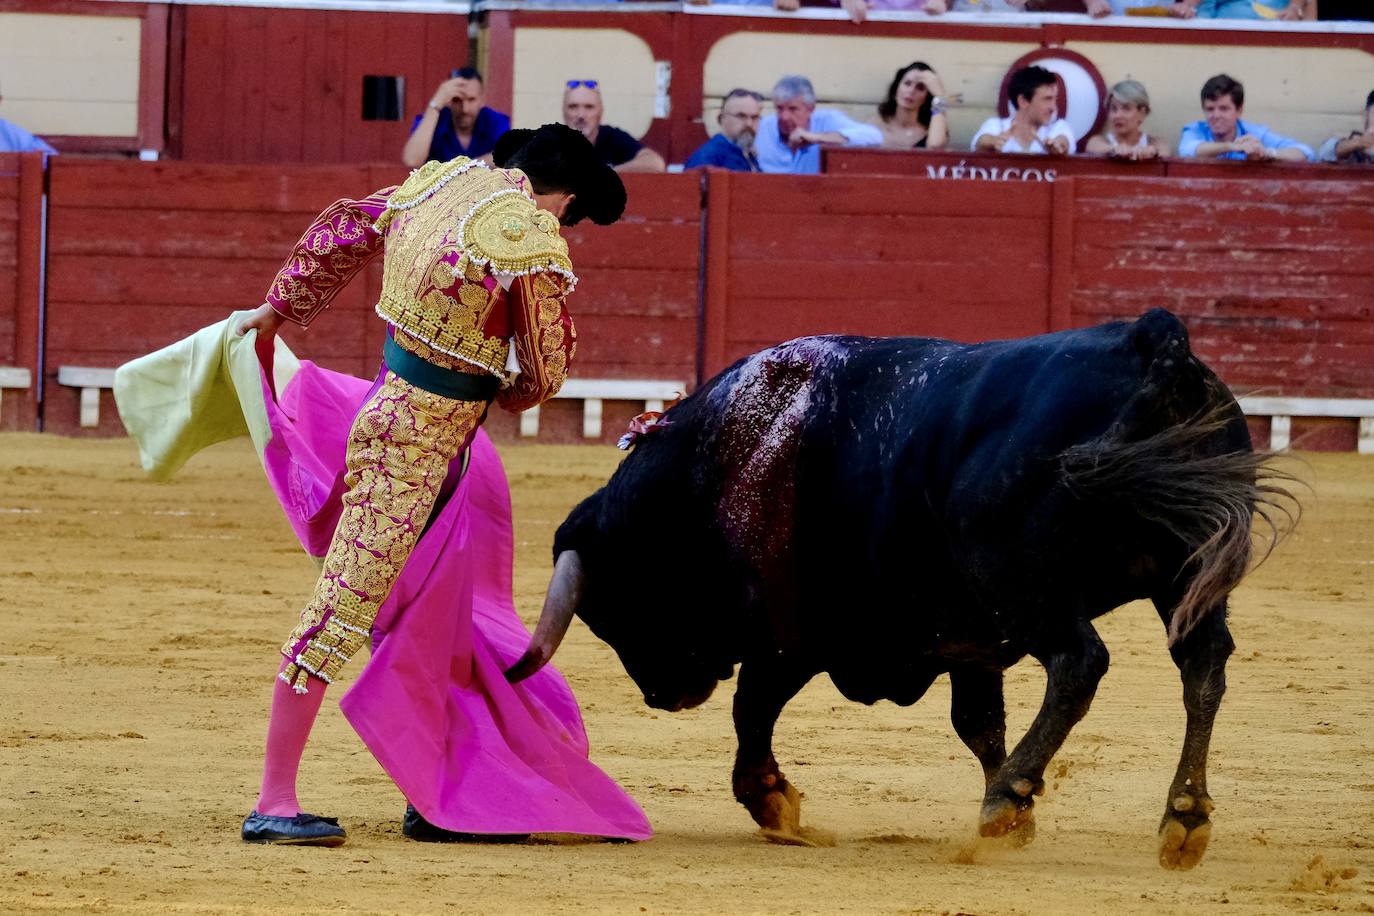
[279, 371, 486, 691]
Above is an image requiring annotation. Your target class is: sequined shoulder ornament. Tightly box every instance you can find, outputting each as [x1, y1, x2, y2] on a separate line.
[458, 188, 578, 291]
[373, 156, 488, 232]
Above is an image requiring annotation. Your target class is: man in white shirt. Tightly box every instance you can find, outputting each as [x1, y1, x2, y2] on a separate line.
[755, 75, 883, 175]
[971, 66, 1075, 156]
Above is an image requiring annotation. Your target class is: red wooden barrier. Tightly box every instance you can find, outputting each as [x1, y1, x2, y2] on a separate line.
[1066, 176, 1374, 399]
[701, 171, 1054, 376]
[40, 162, 702, 438]
[0, 153, 43, 432]
[31, 161, 1374, 442]
[825, 147, 1168, 181]
[825, 148, 1374, 183]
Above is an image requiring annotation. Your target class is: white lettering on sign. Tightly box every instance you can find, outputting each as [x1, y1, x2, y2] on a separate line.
[925, 161, 1058, 182]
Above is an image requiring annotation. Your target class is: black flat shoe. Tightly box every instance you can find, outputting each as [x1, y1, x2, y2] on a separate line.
[242, 810, 347, 847]
[401, 804, 528, 844]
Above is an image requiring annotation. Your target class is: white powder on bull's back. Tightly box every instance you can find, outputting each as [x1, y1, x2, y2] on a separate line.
[711, 338, 850, 569]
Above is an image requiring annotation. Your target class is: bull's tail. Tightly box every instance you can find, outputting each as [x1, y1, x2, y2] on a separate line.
[1059, 403, 1300, 645]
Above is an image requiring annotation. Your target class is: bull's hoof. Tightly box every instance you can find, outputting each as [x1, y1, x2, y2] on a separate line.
[979, 777, 1039, 842]
[755, 779, 803, 835]
[978, 794, 1035, 841]
[1158, 812, 1212, 870]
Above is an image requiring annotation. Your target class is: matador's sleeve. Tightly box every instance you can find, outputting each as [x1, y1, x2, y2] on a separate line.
[457, 187, 579, 413]
[265, 187, 394, 328]
[497, 270, 577, 414]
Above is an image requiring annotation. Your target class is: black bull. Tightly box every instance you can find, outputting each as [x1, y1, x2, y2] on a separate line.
[507, 309, 1293, 869]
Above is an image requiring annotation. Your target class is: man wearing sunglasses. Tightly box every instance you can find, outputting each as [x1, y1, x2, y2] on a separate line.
[563, 80, 666, 173]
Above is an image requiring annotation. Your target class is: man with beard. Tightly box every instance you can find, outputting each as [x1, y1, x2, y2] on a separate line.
[754, 76, 882, 175]
[685, 89, 764, 171]
[402, 67, 510, 167]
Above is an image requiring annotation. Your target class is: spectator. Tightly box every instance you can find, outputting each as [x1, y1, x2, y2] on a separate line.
[755, 76, 883, 174]
[685, 89, 764, 171]
[971, 66, 1075, 155]
[923, 0, 1029, 12]
[0, 82, 57, 157]
[1318, 90, 1374, 164]
[1082, 0, 1197, 16]
[1178, 74, 1313, 162]
[876, 62, 950, 150]
[1085, 80, 1171, 159]
[1171, 0, 1307, 17]
[562, 80, 666, 173]
[401, 67, 509, 167]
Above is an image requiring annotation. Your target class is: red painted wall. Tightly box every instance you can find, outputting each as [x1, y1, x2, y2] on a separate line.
[702, 171, 1056, 374]
[0, 153, 42, 431]
[37, 161, 700, 438]
[174, 5, 469, 164]
[15, 160, 1374, 444]
[0, 161, 20, 370]
[1066, 176, 1374, 399]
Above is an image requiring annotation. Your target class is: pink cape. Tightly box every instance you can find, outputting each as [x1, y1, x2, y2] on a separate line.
[257, 347, 651, 840]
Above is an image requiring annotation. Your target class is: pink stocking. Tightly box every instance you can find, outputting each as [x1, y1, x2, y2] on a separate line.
[254, 661, 328, 816]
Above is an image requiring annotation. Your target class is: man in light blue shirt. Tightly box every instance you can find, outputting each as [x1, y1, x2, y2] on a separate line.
[1178, 74, 1312, 162]
[755, 76, 882, 175]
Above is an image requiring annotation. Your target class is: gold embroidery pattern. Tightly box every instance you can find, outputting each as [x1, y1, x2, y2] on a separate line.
[498, 271, 577, 414]
[268, 189, 392, 327]
[374, 168, 537, 376]
[279, 373, 486, 691]
[460, 190, 576, 283]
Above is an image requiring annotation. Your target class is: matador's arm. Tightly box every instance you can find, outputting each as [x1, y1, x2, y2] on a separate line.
[497, 270, 577, 414]
[264, 188, 394, 327]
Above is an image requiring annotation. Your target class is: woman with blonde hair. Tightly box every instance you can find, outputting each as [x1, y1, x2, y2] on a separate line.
[1087, 80, 1171, 159]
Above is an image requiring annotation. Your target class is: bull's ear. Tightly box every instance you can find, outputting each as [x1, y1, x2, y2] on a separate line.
[553, 488, 605, 558]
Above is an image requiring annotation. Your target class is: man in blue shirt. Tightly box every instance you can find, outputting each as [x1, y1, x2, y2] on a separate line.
[401, 67, 510, 167]
[755, 76, 883, 175]
[0, 84, 57, 159]
[1178, 74, 1312, 162]
[685, 89, 764, 172]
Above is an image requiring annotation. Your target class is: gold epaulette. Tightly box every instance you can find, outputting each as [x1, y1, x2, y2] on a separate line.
[458, 188, 577, 291]
[374, 156, 487, 232]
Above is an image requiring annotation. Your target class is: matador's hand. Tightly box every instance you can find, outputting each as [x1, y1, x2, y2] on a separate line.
[238, 303, 286, 340]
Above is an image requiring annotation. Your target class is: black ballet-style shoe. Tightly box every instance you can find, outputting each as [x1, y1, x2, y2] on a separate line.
[241, 810, 347, 847]
[401, 804, 529, 844]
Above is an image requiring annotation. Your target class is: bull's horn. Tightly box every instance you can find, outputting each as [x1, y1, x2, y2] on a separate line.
[504, 550, 584, 683]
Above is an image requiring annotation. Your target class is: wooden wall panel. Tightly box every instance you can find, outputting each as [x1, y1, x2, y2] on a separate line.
[706, 172, 1054, 374]
[1068, 176, 1374, 399]
[177, 6, 469, 165]
[0, 153, 42, 431]
[0, 164, 18, 370]
[42, 160, 401, 435]
[555, 173, 700, 386]
[39, 164, 702, 436]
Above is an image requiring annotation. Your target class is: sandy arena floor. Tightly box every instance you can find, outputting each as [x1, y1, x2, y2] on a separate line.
[0, 434, 1370, 915]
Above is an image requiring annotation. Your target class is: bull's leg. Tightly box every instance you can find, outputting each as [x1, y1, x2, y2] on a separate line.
[731, 660, 813, 835]
[979, 617, 1109, 839]
[1155, 598, 1234, 871]
[949, 667, 1007, 786]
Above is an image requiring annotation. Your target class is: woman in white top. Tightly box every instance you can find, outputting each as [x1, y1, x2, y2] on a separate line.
[1086, 80, 1171, 160]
